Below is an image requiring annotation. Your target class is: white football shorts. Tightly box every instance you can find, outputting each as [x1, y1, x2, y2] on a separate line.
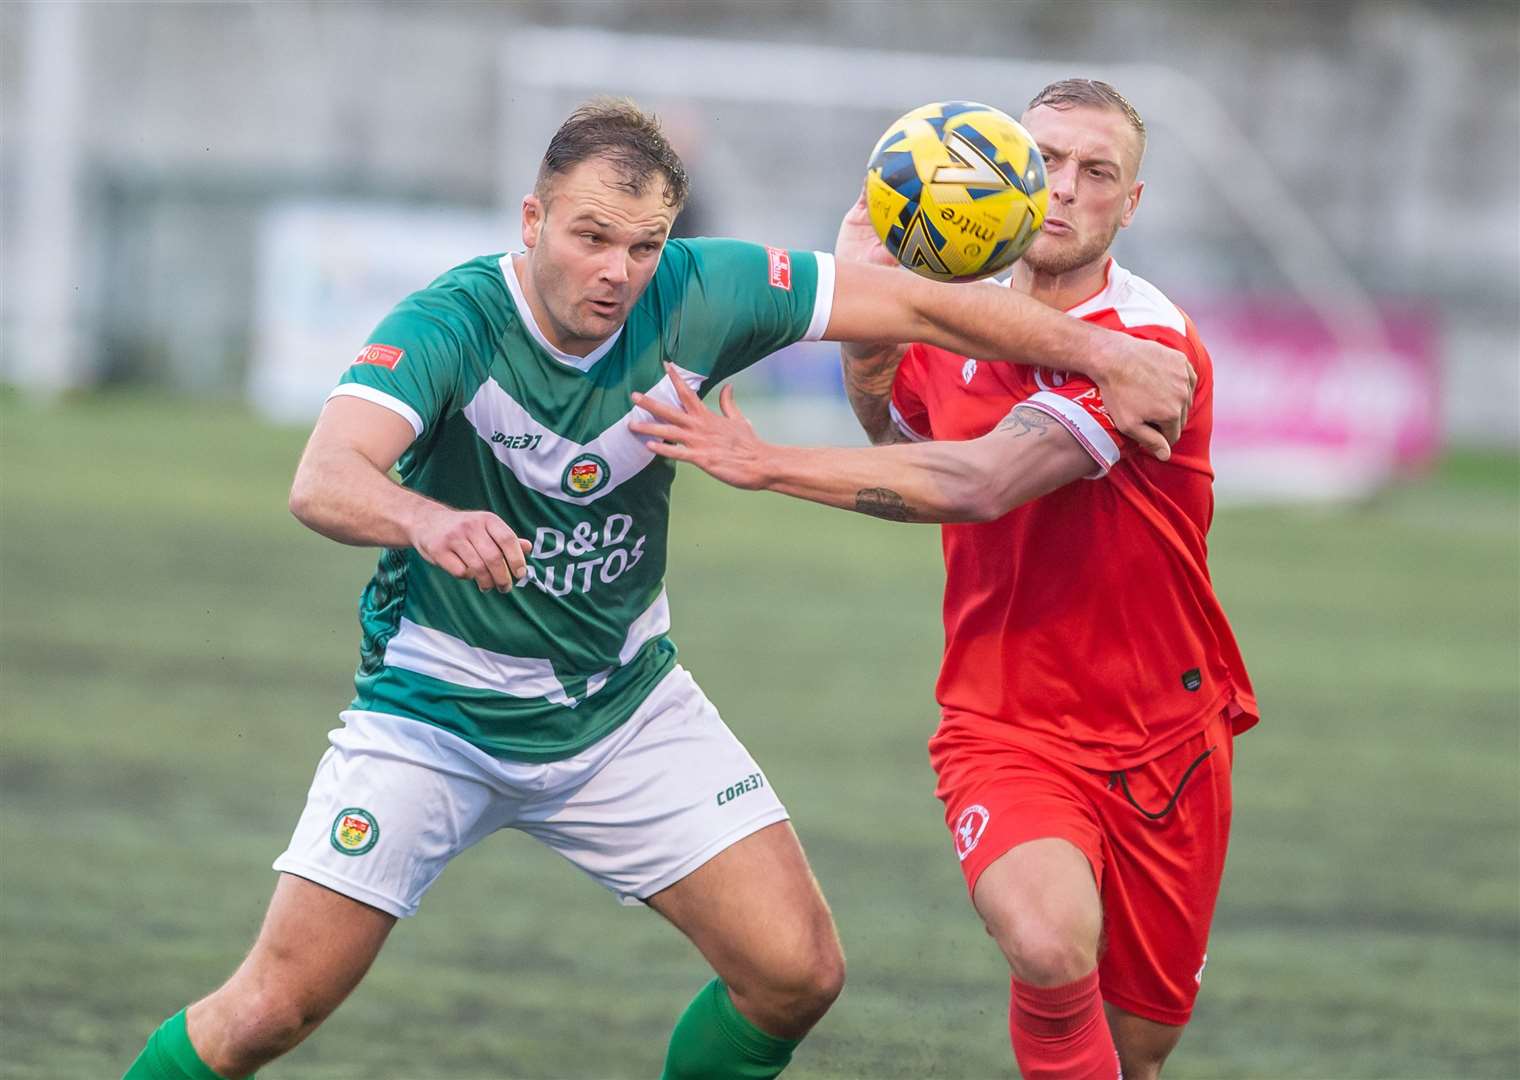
[272, 665, 789, 917]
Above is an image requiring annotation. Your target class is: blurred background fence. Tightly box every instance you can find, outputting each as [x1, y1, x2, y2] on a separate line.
[2, 1, 1517, 497]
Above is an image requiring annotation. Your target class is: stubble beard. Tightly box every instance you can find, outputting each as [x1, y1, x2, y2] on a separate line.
[534, 248, 610, 347]
[1023, 216, 1122, 277]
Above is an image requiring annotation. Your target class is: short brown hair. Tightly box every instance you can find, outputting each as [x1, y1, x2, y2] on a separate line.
[1027, 79, 1147, 161]
[536, 98, 690, 209]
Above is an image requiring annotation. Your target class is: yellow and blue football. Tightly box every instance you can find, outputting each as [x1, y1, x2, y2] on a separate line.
[865, 101, 1048, 282]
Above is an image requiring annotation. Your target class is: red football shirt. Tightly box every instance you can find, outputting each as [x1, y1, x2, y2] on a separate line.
[891, 259, 1258, 770]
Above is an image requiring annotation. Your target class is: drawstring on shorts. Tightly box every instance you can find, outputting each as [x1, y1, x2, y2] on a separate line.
[1108, 746, 1215, 821]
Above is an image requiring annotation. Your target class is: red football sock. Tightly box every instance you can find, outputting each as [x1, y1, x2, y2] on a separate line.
[1009, 970, 1121, 1080]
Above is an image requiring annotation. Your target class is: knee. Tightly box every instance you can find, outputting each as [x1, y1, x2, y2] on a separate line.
[807, 941, 847, 1013]
[238, 984, 326, 1051]
[1003, 922, 1099, 987]
[777, 938, 847, 1023]
[1120, 1058, 1166, 1080]
[737, 936, 846, 1034]
[198, 983, 328, 1075]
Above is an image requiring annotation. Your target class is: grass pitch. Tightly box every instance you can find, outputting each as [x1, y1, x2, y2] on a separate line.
[1, 392, 1516, 1079]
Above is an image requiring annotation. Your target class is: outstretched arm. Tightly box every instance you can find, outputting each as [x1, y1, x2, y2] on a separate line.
[820, 193, 1193, 459]
[630, 365, 1094, 524]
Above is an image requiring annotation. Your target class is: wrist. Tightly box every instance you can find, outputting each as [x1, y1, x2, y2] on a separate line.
[1078, 323, 1117, 383]
[753, 440, 793, 492]
[401, 498, 446, 549]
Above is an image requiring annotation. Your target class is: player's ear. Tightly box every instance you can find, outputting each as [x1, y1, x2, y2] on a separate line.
[522, 193, 545, 250]
[1120, 180, 1143, 228]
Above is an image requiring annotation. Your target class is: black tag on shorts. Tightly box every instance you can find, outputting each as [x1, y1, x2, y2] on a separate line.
[1181, 668, 1203, 692]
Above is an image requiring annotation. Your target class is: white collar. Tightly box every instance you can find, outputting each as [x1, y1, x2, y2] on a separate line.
[499, 253, 624, 372]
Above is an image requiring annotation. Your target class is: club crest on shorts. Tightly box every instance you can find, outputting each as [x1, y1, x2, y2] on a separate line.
[561, 453, 610, 497]
[953, 803, 990, 861]
[330, 807, 380, 856]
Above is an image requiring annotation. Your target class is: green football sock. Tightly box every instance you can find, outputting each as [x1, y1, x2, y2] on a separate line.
[661, 977, 800, 1079]
[123, 1009, 238, 1080]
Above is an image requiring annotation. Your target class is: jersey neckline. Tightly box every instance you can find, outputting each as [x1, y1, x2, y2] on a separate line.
[994, 256, 1118, 317]
[1064, 257, 1119, 317]
[499, 254, 625, 372]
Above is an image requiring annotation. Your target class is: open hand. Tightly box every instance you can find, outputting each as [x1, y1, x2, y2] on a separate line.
[835, 187, 900, 269]
[630, 364, 771, 490]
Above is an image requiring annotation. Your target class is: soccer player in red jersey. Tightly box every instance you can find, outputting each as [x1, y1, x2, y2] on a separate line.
[631, 80, 1258, 1079]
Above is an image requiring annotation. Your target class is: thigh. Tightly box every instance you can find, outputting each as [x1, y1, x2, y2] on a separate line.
[972, 836, 1104, 977]
[518, 666, 791, 905]
[932, 727, 1108, 905]
[645, 820, 837, 988]
[1096, 712, 1235, 1026]
[273, 710, 515, 918]
[209, 872, 396, 1008]
[186, 873, 396, 1068]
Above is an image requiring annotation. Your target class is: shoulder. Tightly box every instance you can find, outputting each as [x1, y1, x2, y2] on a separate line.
[1071, 260, 1186, 336]
[646, 237, 711, 298]
[1074, 261, 1209, 372]
[396, 254, 513, 329]
[656, 237, 824, 290]
[657, 236, 742, 274]
[370, 255, 514, 375]
[420, 254, 511, 301]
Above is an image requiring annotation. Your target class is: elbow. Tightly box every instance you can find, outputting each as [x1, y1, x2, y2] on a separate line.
[962, 494, 1007, 524]
[939, 479, 1006, 524]
[287, 470, 320, 529]
[959, 481, 1024, 523]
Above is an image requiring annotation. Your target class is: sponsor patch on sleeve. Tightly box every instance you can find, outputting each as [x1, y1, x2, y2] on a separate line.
[353, 344, 405, 370]
[765, 246, 792, 291]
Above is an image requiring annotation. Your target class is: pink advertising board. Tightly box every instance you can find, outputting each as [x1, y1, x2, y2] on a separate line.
[1190, 298, 1440, 502]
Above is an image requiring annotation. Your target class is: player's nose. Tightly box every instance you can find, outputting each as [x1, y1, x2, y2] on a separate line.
[601, 249, 631, 285]
[1046, 160, 1078, 202]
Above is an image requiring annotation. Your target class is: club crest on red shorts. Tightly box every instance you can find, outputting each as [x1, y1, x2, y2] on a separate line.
[954, 803, 990, 861]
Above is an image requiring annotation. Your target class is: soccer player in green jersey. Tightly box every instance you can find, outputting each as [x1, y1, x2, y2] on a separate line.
[125, 99, 1192, 1080]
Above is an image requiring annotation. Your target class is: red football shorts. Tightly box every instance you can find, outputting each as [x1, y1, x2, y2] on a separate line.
[929, 710, 1235, 1026]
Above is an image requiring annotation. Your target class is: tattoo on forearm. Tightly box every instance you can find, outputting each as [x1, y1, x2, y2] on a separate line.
[855, 487, 911, 521]
[996, 406, 1059, 437]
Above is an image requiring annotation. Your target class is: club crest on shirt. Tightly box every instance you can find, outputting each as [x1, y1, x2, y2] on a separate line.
[561, 453, 610, 497]
[330, 807, 380, 856]
[1033, 367, 1071, 391]
[962, 358, 978, 384]
[953, 804, 990, 861]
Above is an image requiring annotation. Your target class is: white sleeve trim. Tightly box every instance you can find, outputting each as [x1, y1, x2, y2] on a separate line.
[1019, 390, 1121, 479]
[888, 400, 931, 442]
[803, 252, 836, 341]
[326, 384, 425, 440]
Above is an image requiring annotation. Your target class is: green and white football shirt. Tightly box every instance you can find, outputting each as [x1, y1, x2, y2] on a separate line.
[328, 239, 834, 761]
